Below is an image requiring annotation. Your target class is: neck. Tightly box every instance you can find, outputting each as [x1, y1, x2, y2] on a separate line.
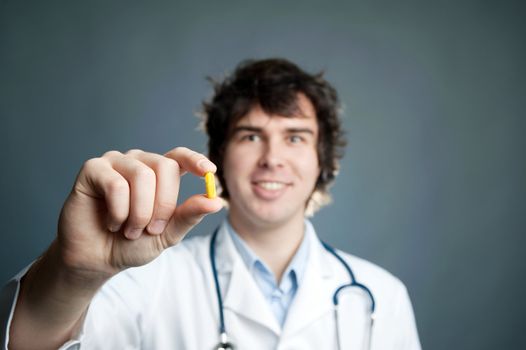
[228, 211, 306, 282]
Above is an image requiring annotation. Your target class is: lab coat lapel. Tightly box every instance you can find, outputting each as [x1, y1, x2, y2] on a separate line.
[282, 234, 337, 337]
[214, 225, 281, 336]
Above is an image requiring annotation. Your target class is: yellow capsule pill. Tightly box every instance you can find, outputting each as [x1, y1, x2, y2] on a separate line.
[204, 172, 217, 199]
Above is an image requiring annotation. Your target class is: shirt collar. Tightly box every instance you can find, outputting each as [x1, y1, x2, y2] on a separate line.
[225, 219, 312, 289]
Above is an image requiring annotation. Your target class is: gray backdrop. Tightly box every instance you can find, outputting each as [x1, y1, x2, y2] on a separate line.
[1, 0, 525, 349]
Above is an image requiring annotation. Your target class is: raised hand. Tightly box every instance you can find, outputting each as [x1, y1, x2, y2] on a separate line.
[57, 147, 223, 277]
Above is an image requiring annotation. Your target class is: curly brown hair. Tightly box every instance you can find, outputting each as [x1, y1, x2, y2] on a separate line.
[202, 58, 346, 213]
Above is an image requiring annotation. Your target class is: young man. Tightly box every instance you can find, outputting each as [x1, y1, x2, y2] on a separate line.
[1, 59, 421, 349]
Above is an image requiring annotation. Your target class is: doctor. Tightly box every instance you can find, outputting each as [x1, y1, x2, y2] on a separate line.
[2, 59, 421, 349]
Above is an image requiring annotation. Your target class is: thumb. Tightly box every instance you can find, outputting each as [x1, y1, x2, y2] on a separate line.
[163, 194, 223, 247]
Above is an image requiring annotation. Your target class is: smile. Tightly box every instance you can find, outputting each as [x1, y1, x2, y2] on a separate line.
[255, 181, 287, 190]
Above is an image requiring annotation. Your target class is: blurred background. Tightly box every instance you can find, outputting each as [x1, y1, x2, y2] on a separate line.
[1, 0, 525, 348]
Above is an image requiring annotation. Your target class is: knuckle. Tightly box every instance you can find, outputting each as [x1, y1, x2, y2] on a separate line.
[159, 157, 180, 174]
[82, 157, 102, 172]
[125, 149, 143, 156]
[102, 150, 122, 159]
[189, 150, 206, 163]
[107, 178, 129, 197]
[174, 146, 189, 153]
[133, 165, 156, 182]
[191, 152, 202, 161]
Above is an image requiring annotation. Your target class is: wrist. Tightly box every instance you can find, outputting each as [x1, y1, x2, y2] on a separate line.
[42, 240, 113, 294]
[10, 241, 111, 348]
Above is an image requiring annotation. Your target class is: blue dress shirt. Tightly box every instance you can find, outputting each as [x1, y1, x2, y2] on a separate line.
[226, 220, 311, 328]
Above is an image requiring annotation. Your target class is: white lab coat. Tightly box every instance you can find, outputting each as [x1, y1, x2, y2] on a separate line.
[1, 222, 421, 349]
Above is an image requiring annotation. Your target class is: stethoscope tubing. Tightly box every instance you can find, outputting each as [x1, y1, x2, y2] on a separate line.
[209, 227, 376, 349]
[321, 241, 376, 313]
[210, 229, 226, 334]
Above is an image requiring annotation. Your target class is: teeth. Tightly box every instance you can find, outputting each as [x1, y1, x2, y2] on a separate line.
[257, 182, 285, 190]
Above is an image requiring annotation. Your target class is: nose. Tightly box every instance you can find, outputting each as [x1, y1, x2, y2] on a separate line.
[257, 139, 284, 169]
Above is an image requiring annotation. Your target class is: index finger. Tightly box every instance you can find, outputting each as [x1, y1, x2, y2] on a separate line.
[164, 147, 216, 177]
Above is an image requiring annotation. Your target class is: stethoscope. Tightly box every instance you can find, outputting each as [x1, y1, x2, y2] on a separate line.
[209, 228, 376, 350]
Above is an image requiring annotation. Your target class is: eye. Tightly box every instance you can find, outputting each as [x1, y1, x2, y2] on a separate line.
[289, 135, 304, 144]
[241, 134, 261, 142]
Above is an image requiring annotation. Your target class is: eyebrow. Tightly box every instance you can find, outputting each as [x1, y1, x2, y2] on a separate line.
[232, 125, 315, 135]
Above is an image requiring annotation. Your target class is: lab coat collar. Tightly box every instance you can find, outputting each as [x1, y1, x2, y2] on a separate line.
[281, 222, 338, 337]
[214, 221, 282, 335]
[213, 220, 341, 337]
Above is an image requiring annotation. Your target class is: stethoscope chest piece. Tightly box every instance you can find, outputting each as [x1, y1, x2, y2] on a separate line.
[214, 332, 235, 350]
[215, 342, 235, 350]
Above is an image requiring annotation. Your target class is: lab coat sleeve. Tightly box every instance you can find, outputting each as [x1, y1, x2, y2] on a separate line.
[0, 264, 146, 350]
[77, 269, 146, 348]
[0, 264, 83, 350]
[393, 284, 422, 350]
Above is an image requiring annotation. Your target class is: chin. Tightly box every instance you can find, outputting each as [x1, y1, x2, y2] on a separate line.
[249, 206, 302, 226]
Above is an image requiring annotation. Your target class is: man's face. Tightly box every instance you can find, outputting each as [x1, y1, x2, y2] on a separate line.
[222, 94, 320, 229]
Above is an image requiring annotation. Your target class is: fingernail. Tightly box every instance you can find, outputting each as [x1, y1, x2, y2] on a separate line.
[125, 228, 143, 240]
[197, 159, 216, 172]
[148, 220, 167, 235]
[108, 224, 121, 233]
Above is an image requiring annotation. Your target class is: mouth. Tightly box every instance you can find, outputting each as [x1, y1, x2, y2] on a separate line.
[251, 180, 291, 199]
[253, 181, 287, 190]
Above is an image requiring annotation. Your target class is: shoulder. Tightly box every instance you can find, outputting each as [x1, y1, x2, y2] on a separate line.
[306, 220, 408, 298]
[324, 246, 410, 307]
[339, 251, 403, 289]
